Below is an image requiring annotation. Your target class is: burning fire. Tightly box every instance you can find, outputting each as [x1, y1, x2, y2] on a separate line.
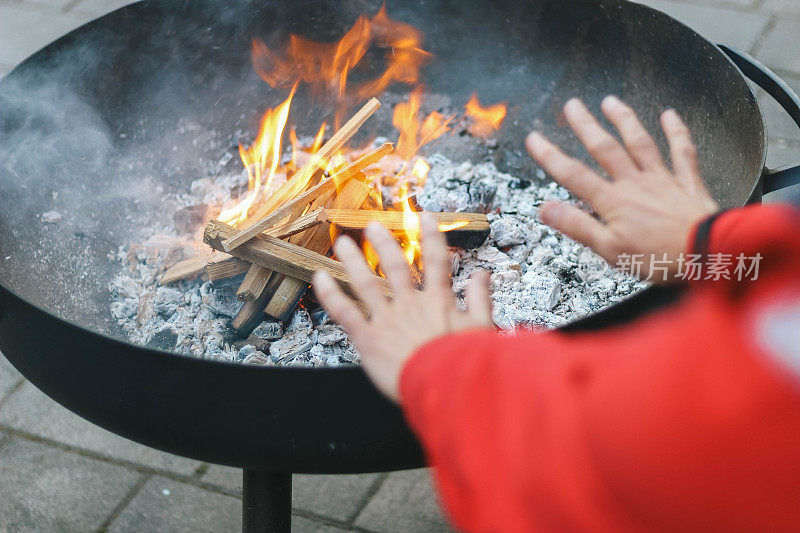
[465, 92, 507, 138]
[216, 7, 500, 274]
[218, 88, 295, 226]
[394, 87, 453, 162]
[251, 5, 430, 128]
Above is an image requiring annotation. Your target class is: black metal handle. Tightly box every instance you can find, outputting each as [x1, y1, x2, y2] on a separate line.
[719, 45, 800, 194]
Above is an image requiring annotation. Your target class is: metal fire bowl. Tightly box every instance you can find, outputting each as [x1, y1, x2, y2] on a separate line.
[0, 0, 796, 472]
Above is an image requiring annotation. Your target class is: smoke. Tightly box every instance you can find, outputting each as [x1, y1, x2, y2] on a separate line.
[0, 2, 258, 335]
[0, 0, 532, 336]
[1, 0, 746, 339]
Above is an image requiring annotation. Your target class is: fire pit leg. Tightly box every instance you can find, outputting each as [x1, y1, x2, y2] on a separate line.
[242, 469, 292, 533]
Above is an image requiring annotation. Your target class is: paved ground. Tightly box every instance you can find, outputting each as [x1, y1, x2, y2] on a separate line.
[0, 0, 799, 531]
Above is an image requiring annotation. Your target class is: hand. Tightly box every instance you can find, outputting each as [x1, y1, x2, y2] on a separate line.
[526, 96, 719, 282]
[313, 214, 494, 402]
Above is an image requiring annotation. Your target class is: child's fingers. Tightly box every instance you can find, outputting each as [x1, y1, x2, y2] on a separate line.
[601, 96, 665, 171]
[333, 235, 388, 314]
[526, 132, 611, 209]
[563, 98, 639, 181]
[661, 109, 702, 188]
[540, 202, 613, 259]
[466, 269, 493, 325]
[313, 270, 368, 335]
[421, 213, 451, 294]
[364, 223, 414, 298]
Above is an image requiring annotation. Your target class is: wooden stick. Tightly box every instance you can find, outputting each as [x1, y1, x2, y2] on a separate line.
[222, 99, 382, 251]
[229, 185, 351, 328]
[263, 179, 374, 320]
[325, 209, 485, 230]
[232, 178, 368, 327]
[264, 207, 328, 239]
[160, 255, 209, 284]
[222, 141, 391, 252]
[229, 182, 375, 331]
[230, 205, 329, 306]
[206, 257, 250, 284]
[204, 219, 391, 298]
[223, 142, 386, 309]
[224, 101, 382, 322]
[237, 263, 272, 302]
[231, 272, 284, 335]
[164, 208, 327, 287]
[325, 210, 491, 248]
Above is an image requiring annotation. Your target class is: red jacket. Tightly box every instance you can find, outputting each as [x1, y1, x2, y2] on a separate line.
[400, 204, 800, 532]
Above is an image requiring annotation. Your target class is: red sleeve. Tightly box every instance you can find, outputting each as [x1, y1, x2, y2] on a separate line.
[400, 204, 800, 532]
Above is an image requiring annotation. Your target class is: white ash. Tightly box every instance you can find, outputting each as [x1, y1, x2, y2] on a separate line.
[418, 154, 645, 331]
[41, 210, 63, 224]
[109, 152, 644, 366]
[251, 321, 284, 341]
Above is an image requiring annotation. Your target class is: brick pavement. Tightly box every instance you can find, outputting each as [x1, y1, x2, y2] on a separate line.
[0, 0, 799, 530]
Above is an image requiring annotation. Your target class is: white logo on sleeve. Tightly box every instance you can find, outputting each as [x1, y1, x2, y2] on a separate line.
[756, 297, 800, 380]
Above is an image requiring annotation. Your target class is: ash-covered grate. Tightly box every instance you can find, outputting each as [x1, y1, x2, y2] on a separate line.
[110, 148, 643, 366]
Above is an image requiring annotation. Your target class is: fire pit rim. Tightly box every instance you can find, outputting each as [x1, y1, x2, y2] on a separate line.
[3, 0, 799, 473]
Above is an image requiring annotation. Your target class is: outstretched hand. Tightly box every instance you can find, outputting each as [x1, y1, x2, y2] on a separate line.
[313, 214, 494, 402]
[314, 96, 718, 402]
[526, 97, 718, 282]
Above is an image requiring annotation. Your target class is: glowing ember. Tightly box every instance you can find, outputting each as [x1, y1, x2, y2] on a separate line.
[465, 92, 507, 138]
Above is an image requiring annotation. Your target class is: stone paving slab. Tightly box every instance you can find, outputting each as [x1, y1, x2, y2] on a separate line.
[762, 0, 800, 16]
[22, 0, 76, 11]
[109, 472, 356, 532]
[201, 464, 243, 493]
[766, 139, 800, 170]
[0, 437, 142, 532]
[354, 469, 454, 533]
[634, 0, 771, 52]
[0, 353, 23, 403]
[698, 0, 758, 7]
[72, 0, 139, 18]
[202, 465, 383, 523]
[292, 516, 350, 532]
[107, 476, 241, 533]
[756, 17, 800, 74]
[764, 139, 800, 204]
[291, 473, 382, 522]
[0, 4, 93, 66]
[0, 381, 202, 476]
[756, 86, 800, 144]
[750, 71, 800, 165]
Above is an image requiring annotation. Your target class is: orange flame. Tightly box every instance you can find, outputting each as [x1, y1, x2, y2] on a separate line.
[362, 237, 381, 274]
[215, 7, 485, 274]
[393, 87, 452, 163]
[218, 87, 295, 225]
[251, 4, 430, 121]
[311, 122, 326, 153]
[397, 182, 420, 266]
[354, 6, 431, 99]
[394, 173, 468, 269]
[464, 92, 507, 138]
